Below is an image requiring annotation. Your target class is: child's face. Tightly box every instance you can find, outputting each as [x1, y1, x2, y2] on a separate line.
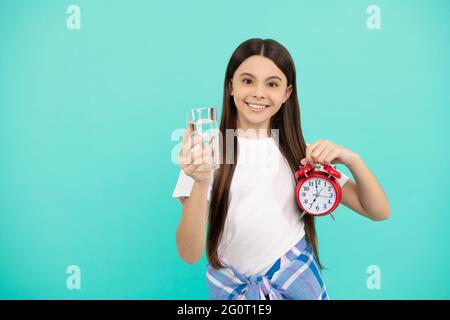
[230, 55, 292, 134]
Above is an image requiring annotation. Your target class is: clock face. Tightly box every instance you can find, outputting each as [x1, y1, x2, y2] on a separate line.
[298, 177, 337, 215]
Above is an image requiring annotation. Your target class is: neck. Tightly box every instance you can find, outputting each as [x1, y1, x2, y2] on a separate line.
[236, 116, 271, 140]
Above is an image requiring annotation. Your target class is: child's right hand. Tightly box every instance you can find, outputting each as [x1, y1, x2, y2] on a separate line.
[178, 125, 214, 184]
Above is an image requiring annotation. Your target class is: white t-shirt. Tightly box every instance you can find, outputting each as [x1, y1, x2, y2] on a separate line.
[172, 136, 349, 276]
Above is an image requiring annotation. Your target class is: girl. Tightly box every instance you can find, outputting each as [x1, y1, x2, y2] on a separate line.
[172, 38, 390, 300]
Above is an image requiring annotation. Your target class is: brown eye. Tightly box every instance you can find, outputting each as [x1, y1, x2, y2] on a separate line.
[242, 79, 252, 84]
[269, 82, 279, 88]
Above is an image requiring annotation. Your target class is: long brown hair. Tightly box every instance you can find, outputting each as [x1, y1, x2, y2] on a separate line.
[207, 38, 323, 270]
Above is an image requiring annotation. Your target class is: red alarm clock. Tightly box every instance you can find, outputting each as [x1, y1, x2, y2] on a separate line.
[295, 163, 343, 218]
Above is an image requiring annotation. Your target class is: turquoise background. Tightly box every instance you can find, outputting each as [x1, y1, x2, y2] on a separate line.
[0, 0, 449, 299]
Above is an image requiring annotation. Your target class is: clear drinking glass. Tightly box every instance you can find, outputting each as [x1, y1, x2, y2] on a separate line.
[186, 107, 220, 171]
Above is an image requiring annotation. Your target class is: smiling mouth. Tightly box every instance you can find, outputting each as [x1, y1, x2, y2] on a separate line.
[245, 102, 270, 112]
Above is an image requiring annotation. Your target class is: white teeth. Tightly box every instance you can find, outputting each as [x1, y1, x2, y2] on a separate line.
[247, 103, 267, 109]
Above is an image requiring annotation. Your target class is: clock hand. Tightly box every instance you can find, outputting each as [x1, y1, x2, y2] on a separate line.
[309, 194, 319, 209]
[309, 186, 323, 210]
[317, 188, 323, 196]
[309, 197, 316, 209]
[309, 188, 324, 210]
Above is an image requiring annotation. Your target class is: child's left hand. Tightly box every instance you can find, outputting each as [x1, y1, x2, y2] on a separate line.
[300, 140, 360, 167]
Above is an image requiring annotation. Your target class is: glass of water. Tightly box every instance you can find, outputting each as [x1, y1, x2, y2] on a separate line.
[186, 107, 220, 171]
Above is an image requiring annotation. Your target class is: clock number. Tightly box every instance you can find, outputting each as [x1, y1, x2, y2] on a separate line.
[309, 181, 314, 187]
[303, 186, 309, 191]
[316, 205, 320, 211]
[303, 199, 308, 204]
[328, 186, 332, 192]
[329, 193, 334, 197]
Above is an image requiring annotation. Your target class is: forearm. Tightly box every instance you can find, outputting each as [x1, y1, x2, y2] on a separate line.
[347, 155, 390, 220]
[176, 181, 209, 264]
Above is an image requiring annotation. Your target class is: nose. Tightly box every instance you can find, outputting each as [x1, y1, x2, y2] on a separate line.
[252, 83, 266, 99]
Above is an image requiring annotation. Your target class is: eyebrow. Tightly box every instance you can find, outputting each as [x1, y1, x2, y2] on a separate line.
[239, 72, 283, 82]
